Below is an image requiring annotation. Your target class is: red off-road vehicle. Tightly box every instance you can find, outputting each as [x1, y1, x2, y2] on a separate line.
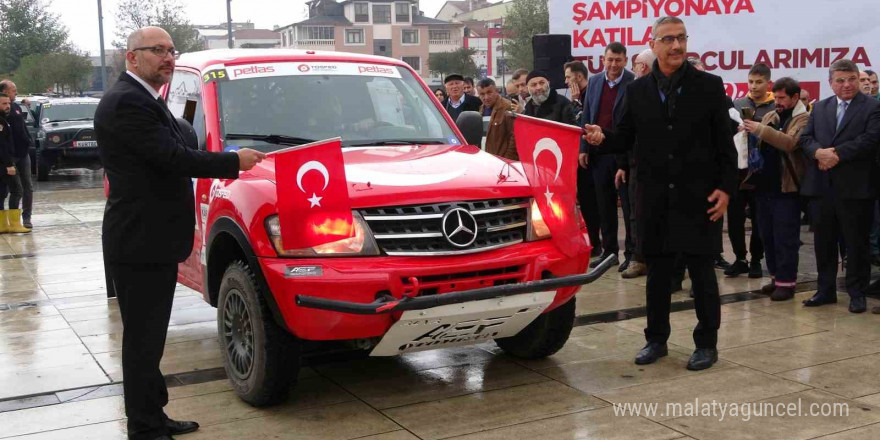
[161, 49, 607, 406]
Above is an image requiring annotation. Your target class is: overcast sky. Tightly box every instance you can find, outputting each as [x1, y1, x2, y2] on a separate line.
[53, 0, 460, 55]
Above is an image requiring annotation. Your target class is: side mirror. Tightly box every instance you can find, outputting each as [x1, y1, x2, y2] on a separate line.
[456, 111, 483, 147]
[175, 117, 199, 150]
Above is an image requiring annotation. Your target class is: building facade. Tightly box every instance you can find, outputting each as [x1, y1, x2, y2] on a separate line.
[276, 0, 464, 78]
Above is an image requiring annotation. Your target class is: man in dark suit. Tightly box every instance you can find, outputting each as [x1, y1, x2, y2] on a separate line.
[584, 16, 737, 371]
[799, 59, 880, 313]
[580, 42, 635, 269]
[96, 27, 265, 440]
[441, 74, 482, 122]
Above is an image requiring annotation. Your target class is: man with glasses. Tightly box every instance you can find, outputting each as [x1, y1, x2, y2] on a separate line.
[583, 16, 737, 371]
[96, 27, 266, 440]
[799, 60, 880, 314]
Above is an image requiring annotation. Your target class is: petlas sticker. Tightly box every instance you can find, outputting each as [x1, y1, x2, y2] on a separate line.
[225, 62, 402, 80]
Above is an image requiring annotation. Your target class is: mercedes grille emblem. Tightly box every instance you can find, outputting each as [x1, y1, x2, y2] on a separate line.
[441, 207, 479, 248]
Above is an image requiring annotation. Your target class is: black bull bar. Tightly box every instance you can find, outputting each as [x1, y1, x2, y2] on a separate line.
[295, 254, 618, 315]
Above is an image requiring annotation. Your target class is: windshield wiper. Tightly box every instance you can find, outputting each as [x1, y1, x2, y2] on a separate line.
[346, 140, 447, 147]
[48, 118, 93, 122]
[225, 133, 317, 146]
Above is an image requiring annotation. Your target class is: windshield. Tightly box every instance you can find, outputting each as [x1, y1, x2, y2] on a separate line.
[42, 103, 98, 123]
[216, 62, 459, 152]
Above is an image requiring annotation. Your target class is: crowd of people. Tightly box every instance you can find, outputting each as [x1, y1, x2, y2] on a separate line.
[436, 15, 880, 370]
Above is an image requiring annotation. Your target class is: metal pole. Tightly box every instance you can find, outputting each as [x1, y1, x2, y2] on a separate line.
[226, 0, 234, 48]
[97, 0, 107, 91]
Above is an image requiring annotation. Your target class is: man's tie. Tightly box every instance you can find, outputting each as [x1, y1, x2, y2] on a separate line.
[836, 100, 848, 130]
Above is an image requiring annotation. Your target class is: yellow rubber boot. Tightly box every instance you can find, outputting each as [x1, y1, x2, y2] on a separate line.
[0, 210, 8, 234]
[7, 209, 31, 233]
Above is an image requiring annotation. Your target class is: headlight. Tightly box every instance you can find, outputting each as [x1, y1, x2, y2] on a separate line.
[527, 198, 551, 241]
[49, 134, 61, 144]
[264, 211, 380, 257]
[36, 130, 45, 141]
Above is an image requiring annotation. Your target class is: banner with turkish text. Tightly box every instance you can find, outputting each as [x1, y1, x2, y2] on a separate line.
[273, 138, 354, 249]
[549, 0, 880, 99]
[514, 114, 590, 257]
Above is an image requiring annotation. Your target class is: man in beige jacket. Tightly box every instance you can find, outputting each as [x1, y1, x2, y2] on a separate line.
[741, 77, 809, 301]
[477, 78, 518, 160]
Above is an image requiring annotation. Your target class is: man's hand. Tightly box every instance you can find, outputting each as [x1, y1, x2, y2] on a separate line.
[815, 148, 840, 171]
[569, 82, 581, 102]
[236, 148, 266, 171]
[741, 120, 761, 134]
[582, 124, 605, 146]
[5, 166, 14, 176]
[614, 169, 626, 189]
[578, 152, 589, 169]
[707, 189, 730, 222]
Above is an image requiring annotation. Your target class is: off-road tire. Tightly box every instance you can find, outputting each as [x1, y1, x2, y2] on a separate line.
[217, 260, 300, 407]
[495, 296, 575, 359]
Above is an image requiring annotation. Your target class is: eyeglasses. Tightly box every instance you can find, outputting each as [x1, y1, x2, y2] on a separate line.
[655, 34, 688, 45]
[132, 46, 177, 58]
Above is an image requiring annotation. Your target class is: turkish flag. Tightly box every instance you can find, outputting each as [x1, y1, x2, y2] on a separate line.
[273, 137, 354, 249]
[513, 114, 589, 257]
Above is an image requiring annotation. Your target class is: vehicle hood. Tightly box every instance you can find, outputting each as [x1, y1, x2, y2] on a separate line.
[241, 144, 532, 207]
[41, 120, 94, 131]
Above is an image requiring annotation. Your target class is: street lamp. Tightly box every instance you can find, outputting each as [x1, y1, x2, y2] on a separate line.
[97, 0, 107, 91]
[227, 0, 234, 48]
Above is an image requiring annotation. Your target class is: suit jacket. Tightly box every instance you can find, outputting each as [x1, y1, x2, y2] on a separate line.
[601, 63, 738, 255]
[96, 72, 240, 264]
[580, 70, 634, 166]
[799, 92, 880, 200]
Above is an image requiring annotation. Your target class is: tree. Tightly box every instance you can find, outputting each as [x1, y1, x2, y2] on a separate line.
[113, 0, 202, 54]
[16, 51, 93, 95]
[428, 47, 480, 79]
[0, 0, 70, 73]
[502, 0, 549, 72]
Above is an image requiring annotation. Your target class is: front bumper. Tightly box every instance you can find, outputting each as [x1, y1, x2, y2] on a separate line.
[258, 239, 592, 340]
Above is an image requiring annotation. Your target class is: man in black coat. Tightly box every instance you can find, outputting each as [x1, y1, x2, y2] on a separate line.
[0, 81, 34, 229]
[441, 74, 482, 122]
[584, 16, 737, 371]
[523, 70, 576, 125]
[96, 27, 265, 440]
[799, 59, 880, 314]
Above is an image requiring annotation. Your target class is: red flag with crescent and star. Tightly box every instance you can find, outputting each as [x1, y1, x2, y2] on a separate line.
[272, 137, 355, 249]
[513, 114, 589, 257]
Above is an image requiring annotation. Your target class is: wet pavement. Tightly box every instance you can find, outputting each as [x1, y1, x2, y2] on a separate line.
[2, 171, 880, 439]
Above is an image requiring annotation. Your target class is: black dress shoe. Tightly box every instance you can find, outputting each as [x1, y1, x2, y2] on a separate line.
[724, 260, 749, 277]
[590, 252, 619, 268]
[635, 343, 668, 365]
[849, 296, 867, 313]
[748, 260, 763, 278]
[714, 255, 732, 270]
[866, 280, 880, 296]
[618, 258, 631, 272]
[687, 348, 718, 371]
[802, 294, 837, 307]
[166, 418, 199, 436]
[590, 247, 603, 258]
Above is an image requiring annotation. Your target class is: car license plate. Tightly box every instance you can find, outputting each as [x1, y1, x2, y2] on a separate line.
[370, 291, 556, 356]
[73, 140, 97, 147]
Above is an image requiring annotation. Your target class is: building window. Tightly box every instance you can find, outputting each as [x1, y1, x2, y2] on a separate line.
[395, 3, 410, 22]
[345, 29, 364, 45]
[402, 29, 419, 44]
[373, 4, 391, 23]
[429, 30, 451, 43]
[402, 56, 420, 72]
[354, 2, 369, 22]
[304, 26, 334, 40]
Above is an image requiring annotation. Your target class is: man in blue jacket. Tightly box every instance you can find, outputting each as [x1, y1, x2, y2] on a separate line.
[579, 42, 635, 269]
